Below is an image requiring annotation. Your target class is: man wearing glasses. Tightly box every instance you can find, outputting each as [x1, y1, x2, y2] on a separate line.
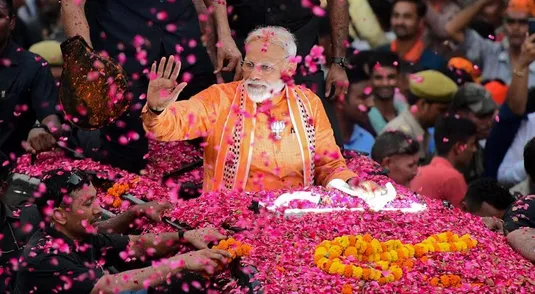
[14, 169, 231, 294]
[141, 26, 385, 195]
[445, 0, 535, 87]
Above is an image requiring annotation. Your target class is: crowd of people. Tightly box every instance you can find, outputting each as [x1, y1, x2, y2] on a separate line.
[3, 0, 535, 292]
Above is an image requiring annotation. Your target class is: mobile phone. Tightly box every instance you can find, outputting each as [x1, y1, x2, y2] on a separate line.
[529, 18, 535, 36]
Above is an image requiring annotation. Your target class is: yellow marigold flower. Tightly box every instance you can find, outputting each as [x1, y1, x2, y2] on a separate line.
[376, 261, 389, 271]
[374, 253, 381, 262]
[315, 247, 327, 256]
[405, 245, 415, 257]
[386, 274, 395, 283]
[390, 250, 399, 261]
[437, 232, 448, 242]
[339, 236, 350, 248]
[328, 262, 342, 274]
[328, 245, 343, 259]
[438, 243, 449, 252]
[352, 266, 363, 279]
[358, 241, 368, 254]
[381, 251, 392, 262]
[392, 267, 403, 280]
[336, 264, 345, 275]
[317, 257, 329, 268]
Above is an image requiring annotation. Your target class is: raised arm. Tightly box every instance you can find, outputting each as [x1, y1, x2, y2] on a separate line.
[445, 0, 492, 43]
[141, 56, 220, 141]
[506, 34, 535, 115]
[61, 0, 91, 46]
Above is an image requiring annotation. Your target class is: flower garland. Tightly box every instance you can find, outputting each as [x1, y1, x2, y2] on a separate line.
[314, 232, 477, 285]
[106, 182, 130, 208]
[213, 238, 252, 261]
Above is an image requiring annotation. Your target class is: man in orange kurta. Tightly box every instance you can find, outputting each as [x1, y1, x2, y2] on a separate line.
[141, 26, 357, 192]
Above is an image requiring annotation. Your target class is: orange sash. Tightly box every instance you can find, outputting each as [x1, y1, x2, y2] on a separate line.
[390, 39, 425, 63]
[212, 83, 316, 191]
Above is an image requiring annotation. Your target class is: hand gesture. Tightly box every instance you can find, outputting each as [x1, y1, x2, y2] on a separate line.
[348, 180, 386, 200]
[178, 248, 231, 274]
[214, 37, 243, 81]
[520, 34, 535, 67]
[325, 64, 349, 100]
[147, 55, 187, 111]
[184, 227, 228, 249]
[134, 201, 171, 222]
[23, 128, 56, 154]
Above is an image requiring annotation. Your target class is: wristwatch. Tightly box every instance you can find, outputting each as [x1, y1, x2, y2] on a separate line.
[330, 57, 348, 68]
[31, 123, 50, 133]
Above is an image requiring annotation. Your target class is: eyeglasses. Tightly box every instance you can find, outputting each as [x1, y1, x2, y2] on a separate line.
[241, 57, 290, 75]
[505, 17, 528, 25]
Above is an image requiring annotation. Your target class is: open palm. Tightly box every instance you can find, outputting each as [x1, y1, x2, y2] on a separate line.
[147, 55, 188, 111]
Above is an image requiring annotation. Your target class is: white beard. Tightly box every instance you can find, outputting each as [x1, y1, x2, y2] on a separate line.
[245, 79, 286, 103]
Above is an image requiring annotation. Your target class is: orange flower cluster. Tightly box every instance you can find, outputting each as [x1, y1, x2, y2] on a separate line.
[213, 238, 252, 261]
[107, 182, 129, 208]
[313, 232, 477, 290]
[341, 284, 353, 294]
[430, 274, 462, 288]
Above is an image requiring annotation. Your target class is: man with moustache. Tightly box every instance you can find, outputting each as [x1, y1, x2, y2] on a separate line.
[377, 0, 447, 71]
[446, 0, 535, 87]
[366, 51, 408, 134]
[141, 26, 383, 194]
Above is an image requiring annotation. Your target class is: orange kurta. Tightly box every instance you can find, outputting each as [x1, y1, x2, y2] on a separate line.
[141, 81, 356, 192]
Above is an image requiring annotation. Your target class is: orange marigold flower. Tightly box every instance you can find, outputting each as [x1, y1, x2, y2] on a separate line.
[343, 265, 353, 278]
[348, 235, 357, 246]
[363, 234, 373, 242]
[430, 277, 439, 286]
[341, 284, 353, 294]
[362, 268, 371, 280]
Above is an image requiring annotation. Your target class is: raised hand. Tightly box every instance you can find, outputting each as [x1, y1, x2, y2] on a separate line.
[147, 55, 188, 111]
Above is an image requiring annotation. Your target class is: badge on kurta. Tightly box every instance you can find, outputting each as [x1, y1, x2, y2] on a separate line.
[271, 121, 285, 140]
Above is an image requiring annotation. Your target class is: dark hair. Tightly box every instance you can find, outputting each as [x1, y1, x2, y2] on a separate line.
[37, 169, 92, 211]
[524, 137, 535, 179]
[346, 50, 372, 85]
[371, 131, 420, 163]
[1, 0, 14, 17]
[392, 0, 427, 18]
[366, 51, 400, 74]
[463, 178, 516, 213]
[434, 114, 477, 156]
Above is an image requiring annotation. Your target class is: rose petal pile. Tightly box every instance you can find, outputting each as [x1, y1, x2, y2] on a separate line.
[12, 141, 535, 293]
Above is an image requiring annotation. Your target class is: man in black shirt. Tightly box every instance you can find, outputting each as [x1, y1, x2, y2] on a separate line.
[61, 0, 217, 173]
[206, 0, 349, 148]
[0, 0, 61, 180]
[14, 169, 230, 293]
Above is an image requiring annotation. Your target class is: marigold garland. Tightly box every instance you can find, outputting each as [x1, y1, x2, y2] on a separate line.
[430, 274, 462, 288]
[107, 182, 130, 208]
[213, 238, 252, 261]
[314, 232, 477, 288]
